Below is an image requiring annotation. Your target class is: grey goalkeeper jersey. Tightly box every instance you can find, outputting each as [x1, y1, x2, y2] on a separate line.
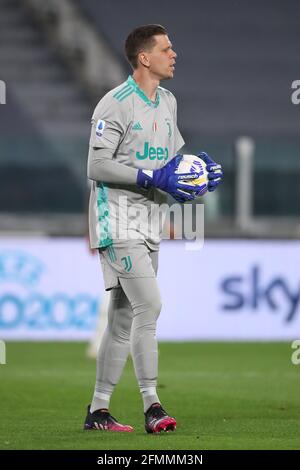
[88, 75, 185, 250]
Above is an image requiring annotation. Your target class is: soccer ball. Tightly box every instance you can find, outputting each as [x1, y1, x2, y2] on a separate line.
[175, 154, 208, 197]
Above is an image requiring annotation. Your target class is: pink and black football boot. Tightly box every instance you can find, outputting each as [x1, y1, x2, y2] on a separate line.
[144, 402, 177, 433]
[84, 405, 134, 432]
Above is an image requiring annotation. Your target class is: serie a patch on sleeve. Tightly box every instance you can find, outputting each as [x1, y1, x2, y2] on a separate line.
[96, 119, 106, 137]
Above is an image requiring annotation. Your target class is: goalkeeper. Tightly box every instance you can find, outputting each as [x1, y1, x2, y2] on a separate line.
[84, 24, 223, 433]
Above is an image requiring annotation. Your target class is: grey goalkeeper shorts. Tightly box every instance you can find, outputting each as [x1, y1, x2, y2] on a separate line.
[99, 240, 159, 290]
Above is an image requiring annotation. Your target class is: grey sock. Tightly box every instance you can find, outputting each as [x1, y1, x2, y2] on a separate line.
[141, 387, 160, 413]
[90, 392, 111, 414]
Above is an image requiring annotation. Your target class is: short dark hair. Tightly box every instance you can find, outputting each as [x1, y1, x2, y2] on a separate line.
[124, 24, 168, 69]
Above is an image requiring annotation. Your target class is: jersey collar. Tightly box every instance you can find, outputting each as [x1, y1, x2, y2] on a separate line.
[127, 75, 160, 108]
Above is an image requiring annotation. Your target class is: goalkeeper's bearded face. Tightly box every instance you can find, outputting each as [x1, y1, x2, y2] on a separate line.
[144, 34, 177, 80]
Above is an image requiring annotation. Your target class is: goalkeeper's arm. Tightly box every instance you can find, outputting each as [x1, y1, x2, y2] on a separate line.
[88, 148, 138, 184]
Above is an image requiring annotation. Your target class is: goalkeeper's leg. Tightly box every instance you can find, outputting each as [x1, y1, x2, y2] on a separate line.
[90, 286, 133, 413]
[120, 276, 162, 413]
[86, 290, 110, 359]
[120, 275, 176, 432]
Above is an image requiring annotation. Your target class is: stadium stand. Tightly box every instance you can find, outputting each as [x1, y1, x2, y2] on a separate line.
[0, 0, 91, 213]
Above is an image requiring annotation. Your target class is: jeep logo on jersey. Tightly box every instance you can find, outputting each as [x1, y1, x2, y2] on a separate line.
[136, 141, 169, 160]
[96, 119, 106, 137]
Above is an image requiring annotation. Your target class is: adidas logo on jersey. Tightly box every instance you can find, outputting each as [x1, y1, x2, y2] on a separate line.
[132, 122, 143, 130]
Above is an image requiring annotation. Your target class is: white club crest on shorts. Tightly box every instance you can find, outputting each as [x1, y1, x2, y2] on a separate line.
[96, 119, 106, 137]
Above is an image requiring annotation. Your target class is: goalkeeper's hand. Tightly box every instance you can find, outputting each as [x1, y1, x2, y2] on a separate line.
[137, 155, 197, 202]
[198, 152, 223, 192]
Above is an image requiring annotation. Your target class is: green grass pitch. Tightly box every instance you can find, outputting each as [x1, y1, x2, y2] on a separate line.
[0, 342, 299, 450]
